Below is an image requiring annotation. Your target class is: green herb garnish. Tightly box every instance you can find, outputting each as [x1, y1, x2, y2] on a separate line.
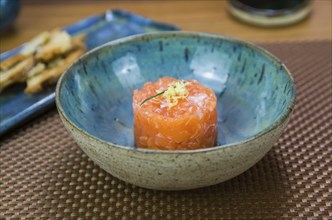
[140, 90, 166, 106]
[139, 80, 189, 107]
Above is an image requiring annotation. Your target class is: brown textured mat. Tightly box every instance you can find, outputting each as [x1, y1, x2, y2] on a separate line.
[1, 40, 331, 219]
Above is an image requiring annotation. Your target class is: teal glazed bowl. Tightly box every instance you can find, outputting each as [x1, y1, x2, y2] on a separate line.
[56, 32, 296, 190]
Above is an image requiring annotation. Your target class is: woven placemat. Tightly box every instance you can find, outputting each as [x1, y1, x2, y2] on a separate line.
[1, 40, 331, 219]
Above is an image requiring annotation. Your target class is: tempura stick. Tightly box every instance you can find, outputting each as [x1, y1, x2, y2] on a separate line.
[0, 54, 27, 71]
[26, 62, 46, 79]
[35, 31, 72, 62]
[0, 56, 34, 92]
[21, 31, 50, 56]
[25, 48, 85, 93]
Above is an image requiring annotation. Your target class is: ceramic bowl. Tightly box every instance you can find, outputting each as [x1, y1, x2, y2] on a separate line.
[56, 31, 295, 190]
[0, 0, 21, 31]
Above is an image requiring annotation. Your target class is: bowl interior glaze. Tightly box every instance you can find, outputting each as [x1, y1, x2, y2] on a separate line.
[57, 32, 295, 149]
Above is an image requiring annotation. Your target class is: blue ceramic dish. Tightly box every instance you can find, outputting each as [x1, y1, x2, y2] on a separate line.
[0, 0, 21, 31]
[56, 32, 296, 190]
[0, 10, 178, 136]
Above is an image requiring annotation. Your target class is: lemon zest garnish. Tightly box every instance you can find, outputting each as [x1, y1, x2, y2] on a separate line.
[140, 80, 190, 108]
[161, 81, 189, 108]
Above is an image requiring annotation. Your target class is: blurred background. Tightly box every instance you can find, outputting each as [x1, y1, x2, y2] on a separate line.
[0, 0, 331, 53]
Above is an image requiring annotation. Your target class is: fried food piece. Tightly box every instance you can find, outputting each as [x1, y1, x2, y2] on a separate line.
[0, 32, 50, 71]
[72, 34, 87, 46]
[25, 48, 85, 93]
[0, 29, 86, 94]
[21, 31, 50, 56]
[49, 57, 67, 69]
[26, 62, 46, 79]
[35, 30, 72, 62]
[0, 54, 27, 71]
[0, 56, 34, 92]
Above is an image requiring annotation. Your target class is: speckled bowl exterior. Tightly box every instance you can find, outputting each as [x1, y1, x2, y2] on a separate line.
[56, 32, 296, 190]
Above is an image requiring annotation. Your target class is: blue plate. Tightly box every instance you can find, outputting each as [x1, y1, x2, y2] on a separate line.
[0, 9, 178, 136]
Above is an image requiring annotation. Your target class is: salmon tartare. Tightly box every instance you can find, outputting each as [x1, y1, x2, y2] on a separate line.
[133, 77, 217, 150]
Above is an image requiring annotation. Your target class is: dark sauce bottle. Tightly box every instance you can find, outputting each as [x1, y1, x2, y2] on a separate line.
[235, 0, 309, 10]
[228, 0, 312, 27]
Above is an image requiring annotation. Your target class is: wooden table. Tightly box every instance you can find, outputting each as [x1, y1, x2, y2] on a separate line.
[0, 0, 331, 53]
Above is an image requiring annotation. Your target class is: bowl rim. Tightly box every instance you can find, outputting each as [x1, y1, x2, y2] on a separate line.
[56, 31, 296, 154]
